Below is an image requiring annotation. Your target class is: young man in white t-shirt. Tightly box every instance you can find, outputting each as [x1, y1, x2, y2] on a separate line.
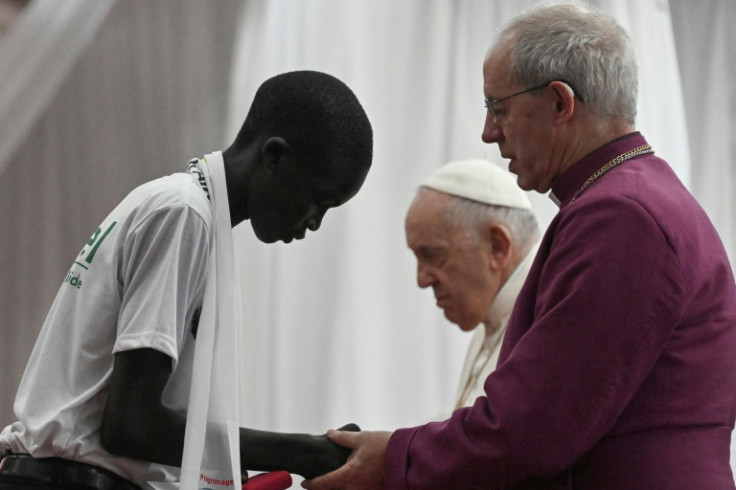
[0, 70, 373, 490]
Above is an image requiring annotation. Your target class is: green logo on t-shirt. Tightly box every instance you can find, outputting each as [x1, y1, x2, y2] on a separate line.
[79, 221, 117, 265]
[65, 221, 117, 290]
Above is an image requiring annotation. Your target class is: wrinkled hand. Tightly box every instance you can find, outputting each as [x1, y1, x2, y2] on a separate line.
[301, 429, 392, 490]
[296, 423, 361, 480]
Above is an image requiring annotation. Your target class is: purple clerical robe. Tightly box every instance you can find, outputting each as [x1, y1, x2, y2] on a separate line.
[385, 133, 736, 489]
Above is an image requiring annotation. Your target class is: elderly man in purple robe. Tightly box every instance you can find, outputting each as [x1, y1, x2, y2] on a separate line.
[303, 3, 736, 489]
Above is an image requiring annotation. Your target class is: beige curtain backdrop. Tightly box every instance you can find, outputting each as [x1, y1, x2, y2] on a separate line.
[0, 1, 734, 488]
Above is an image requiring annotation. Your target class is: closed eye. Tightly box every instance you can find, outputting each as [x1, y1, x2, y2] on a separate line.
[417, 247, 448, 267]
[493, 107, 508, 118]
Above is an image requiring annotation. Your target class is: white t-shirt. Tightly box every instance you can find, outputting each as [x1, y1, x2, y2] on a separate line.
[1, 167, 213, 488]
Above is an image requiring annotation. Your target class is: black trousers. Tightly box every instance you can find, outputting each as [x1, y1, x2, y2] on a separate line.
[0, 480, 56, 489]
[0, 454, 140, 490]
[0, 477, 115, 489]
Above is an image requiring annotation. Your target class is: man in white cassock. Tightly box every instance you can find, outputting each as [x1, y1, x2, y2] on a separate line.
[404, 159, 540, 412]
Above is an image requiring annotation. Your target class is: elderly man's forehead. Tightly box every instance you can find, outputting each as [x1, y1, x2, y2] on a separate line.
[484, 44, 514, 85]
[409, 187, 453, 212]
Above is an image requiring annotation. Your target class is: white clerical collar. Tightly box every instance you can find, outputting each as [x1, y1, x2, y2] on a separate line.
[549, 190, 561, 208]
[484, 240, 540, 332]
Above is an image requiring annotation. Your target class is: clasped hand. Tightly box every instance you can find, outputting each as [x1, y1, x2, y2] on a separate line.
[301, 429, 392, 490]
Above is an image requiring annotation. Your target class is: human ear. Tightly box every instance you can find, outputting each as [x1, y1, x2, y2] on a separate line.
[261, 136, 290, 165]
[549, 80, 575, 123]
[487, 224, 512, 270]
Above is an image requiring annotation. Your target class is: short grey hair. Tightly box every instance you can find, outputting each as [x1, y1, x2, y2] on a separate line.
[495, 2, 638, 123]
[432, 188, 540, 249]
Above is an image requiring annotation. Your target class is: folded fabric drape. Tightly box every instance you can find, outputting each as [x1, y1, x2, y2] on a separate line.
[179, 151, 242, 490]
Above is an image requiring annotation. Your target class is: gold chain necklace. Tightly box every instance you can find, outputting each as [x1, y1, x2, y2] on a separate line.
[569, 144, 653, 203]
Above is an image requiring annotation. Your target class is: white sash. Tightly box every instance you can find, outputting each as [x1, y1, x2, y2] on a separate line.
[179, 151, 242, 490]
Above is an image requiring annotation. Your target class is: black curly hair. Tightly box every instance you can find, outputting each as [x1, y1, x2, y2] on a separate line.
[235, 70, 373, 177]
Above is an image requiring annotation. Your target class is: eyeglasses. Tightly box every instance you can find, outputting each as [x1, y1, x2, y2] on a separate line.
[484, 79, 582, 123]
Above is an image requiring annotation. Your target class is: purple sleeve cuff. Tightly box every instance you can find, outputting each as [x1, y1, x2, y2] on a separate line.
[383, 426, 420, 490]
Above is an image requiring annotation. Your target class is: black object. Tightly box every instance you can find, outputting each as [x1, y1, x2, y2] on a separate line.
[0, 454, 140, 490]
[239, 422, 362, 480]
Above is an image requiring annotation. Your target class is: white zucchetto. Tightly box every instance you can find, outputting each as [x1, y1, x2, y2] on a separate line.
[421, 158, 532, 210]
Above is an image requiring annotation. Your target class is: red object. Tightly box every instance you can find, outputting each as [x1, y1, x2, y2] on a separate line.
[242, 471, 293, 490]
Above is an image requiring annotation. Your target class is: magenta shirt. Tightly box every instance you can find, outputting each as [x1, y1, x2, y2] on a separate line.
[385, 133, 736, 489]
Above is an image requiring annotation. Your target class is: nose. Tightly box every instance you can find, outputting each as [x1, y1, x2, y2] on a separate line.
[306, 209, 326, 231]
[482, 111, 502, 143]
[416, 263, 435, 289]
